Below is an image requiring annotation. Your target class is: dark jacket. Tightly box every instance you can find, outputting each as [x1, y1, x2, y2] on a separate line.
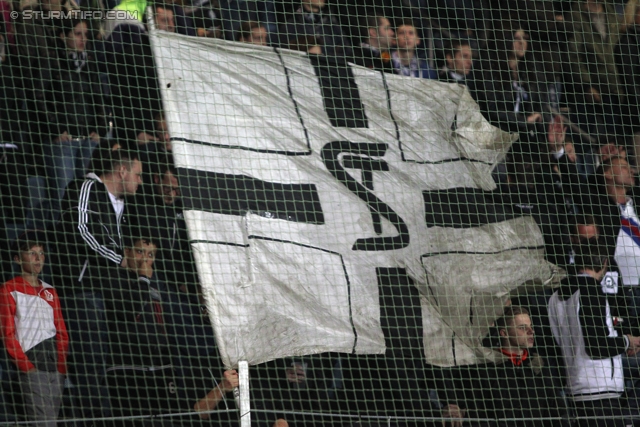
[496, 178, 569, 267]
[103, 272, 172, 368]
[50, 173, 125, 294]
[35, 49, 107, 141]
[102, 271, 191, 418]
[281, 6, 351, 59]
[438, 351, 565, 427]
[567, 1, 627, 97]
[475, 54, 551, 142]
[106, 22, 162, 141]
[128, 194, 199, 294]
[14, 8, 60, 146]
[349, 44, 394, 74]
[616, 25, 640, 132]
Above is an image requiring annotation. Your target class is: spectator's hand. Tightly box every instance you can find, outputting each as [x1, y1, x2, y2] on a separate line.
[627, 335, 640, 356]
[219, 369, 239, 393]
[285, 362, 307, 386]
[526, 112, 542, 123]
[89, 132, 101, 143]
[547, 115, 567, 150]
[588, 86, 602, 103]
[54, 132, 71, 143]
[136, 132, 158, 145]
[565, 142, 577, 163]
[442, 403, 465, 427]
[196, 27, 222, 38]
[599, 143, 626, 162]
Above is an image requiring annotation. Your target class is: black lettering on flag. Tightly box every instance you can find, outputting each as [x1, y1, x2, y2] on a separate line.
[343, 155, 389, 235]
[376, 268, 424, 358]
[310, 55, 368, 128]
[321, 141, 409, 251]
[178, 168, 325, 224]
[423, 187, 519, 228]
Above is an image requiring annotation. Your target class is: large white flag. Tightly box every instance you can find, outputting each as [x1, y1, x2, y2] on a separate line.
[150, 31, 559, 368]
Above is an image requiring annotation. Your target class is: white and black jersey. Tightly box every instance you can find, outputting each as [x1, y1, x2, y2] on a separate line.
[548, 273, 629, 400]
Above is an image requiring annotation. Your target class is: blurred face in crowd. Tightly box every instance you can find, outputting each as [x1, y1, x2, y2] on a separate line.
[396, 24, 420, 51]
[62, 21, 89, 53]
[42, 0, 63, 11]
[447, 44, 473, 76]
[241, 26, 268, 46]
[302, 0, 324, 13]
[155, 115, 171, 151]
[513, 29, 529, 58]
[572, 223, 599, 245]
[606, 157, 637, 188]
[155, 170, 180, 205]
[500, 314, 535, 351]
[156, 7, 176, 33]
[121, 159, 143, 195]
[15, 245, 45, 278]
[125, 239, 157, 271]
[370, 17, 395, 51]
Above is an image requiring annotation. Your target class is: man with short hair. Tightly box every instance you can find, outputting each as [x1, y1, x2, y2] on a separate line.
[53, 148, 143, 291]
[281, 0, 350, 59]
[549, 243, 640, 427]
[237, 21, 268, 46]
[155, 5, 176, 33]
[49, 148, 142, 422]
[391, 19, 437, 79]
[350, 14, 395, 73]
[438, 39, 474, 85]
[582, 156, 640, 286]
[439, 306, 565, 427]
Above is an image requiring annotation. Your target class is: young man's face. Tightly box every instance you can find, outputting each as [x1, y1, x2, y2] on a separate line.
[125, 240, 157, 271]
[62, 21, 88, 53]
[155, 170, 180, 205]
[513, 30, 529, 59]
[396, 25, 420, 51]
[447, 45, 473, 76]
[15, 245, 45, 277]
[121, 159, 143, 196]
[243, 26, 268, 46]
[302, 0, 324, 13]
[607, 157, 637, 188]
[373, 17, 395, 50]
[571, 223, 599, 245]
[501, 314, 535, 350]
[156, 7, 176, 33]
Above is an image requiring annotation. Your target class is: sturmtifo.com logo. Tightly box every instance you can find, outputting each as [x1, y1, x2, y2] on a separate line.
[10, 9, 139, 20]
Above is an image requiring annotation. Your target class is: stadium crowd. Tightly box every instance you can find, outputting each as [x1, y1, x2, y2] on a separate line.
[1, 0, 640, 425]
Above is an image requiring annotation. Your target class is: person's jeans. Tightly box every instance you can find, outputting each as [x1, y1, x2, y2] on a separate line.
[62, 292, 113, 426]
[43, 138, 99, 226]
[0, 360, 16, 422]
[20, 370, 64, 427]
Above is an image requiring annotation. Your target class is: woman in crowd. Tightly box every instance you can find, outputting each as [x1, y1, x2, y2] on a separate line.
[475, 25, 554, 147]
[36, 18, 106, 228]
